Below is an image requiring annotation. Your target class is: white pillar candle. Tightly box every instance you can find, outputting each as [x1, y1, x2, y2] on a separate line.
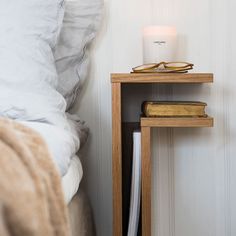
[143, 26, 177, 64]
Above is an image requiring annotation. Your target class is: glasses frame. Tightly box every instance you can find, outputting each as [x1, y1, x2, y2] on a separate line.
[132, 61, 194, 73]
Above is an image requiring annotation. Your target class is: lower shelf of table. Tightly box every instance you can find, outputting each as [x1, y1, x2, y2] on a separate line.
[141, 116, 214, 127]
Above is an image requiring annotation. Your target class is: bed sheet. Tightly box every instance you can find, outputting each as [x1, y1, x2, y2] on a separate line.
[62, 155, 83, 204]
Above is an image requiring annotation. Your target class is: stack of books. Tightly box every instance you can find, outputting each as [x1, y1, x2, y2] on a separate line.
[142, 101, 208, 117]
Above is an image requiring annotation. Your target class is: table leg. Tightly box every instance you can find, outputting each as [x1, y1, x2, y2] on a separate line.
[112, 83, 122, 236]
[141, 126, 151, 236]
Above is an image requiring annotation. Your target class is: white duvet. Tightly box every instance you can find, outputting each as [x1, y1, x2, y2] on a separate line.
[20, 120, 80, 176]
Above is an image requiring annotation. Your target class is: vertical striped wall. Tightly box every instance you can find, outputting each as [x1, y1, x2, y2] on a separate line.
[74, 0, 236, 235]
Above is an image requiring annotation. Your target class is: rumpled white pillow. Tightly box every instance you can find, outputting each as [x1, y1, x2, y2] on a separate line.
[54, 0, 103, 110]
[0, 0, 68, 128]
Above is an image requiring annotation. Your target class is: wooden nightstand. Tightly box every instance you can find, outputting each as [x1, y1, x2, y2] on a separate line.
[111, 73, 214, 236]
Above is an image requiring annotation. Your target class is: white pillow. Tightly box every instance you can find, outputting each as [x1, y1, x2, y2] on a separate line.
[54, 0, 103, 110]
[0, 0, 68, 128]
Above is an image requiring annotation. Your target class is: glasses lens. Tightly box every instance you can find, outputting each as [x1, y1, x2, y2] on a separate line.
[165, 62, 193, 69]
[132, 63, 158, 72]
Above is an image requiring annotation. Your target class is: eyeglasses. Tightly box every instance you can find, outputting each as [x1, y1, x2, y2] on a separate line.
[132, 62, 194, 73]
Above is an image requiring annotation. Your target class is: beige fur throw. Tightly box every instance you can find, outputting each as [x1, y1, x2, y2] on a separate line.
[0, 118, 70, 236]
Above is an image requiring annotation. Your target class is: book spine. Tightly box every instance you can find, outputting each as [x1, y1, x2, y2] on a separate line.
[142, 102, 149, 116]
[142, 104, 206, 117]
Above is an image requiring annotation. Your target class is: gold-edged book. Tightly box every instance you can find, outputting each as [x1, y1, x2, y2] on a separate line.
[142, 101, 207, 117]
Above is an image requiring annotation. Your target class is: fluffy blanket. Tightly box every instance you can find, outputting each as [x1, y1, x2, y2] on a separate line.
[0, 118, 70, 236]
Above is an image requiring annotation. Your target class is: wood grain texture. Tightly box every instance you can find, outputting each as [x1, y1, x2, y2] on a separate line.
[141, 117, 214, 128]
[111, 73, 213, 84]
[112, 83, 122, 236]
[112, 72, 213, 236]
[141, 126, 152, 236]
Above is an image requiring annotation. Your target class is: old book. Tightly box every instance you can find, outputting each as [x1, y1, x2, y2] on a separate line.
[142, 101, 207, 117]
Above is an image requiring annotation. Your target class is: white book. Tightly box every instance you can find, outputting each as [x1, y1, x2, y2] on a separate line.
[127, 131, 141, 236]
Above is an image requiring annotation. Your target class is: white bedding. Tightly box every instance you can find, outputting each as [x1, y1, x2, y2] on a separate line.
[0, 0, 102, 178]
[0, 0, 67, 129]
[20, 120, 80, 176]
[0, 0, 79, 176]
[55, 0, 104, 109]
[62, 155, 83, 204]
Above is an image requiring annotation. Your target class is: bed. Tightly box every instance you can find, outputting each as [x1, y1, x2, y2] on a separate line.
[0, 0, 103, 235]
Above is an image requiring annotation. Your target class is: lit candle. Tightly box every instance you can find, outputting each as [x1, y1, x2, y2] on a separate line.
[143, 26, 177, 64]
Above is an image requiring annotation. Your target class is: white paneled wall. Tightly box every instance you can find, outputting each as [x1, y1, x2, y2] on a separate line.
[74, 0, 236, 235]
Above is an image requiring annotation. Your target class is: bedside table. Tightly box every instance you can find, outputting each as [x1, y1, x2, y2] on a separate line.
[111, 73, 214, 236]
